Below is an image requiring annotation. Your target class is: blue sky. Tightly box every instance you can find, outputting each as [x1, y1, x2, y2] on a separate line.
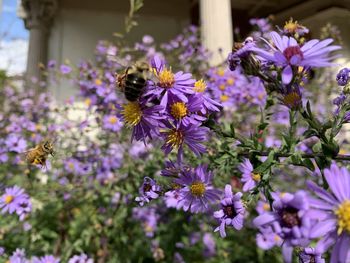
[0, 0, 29, 40]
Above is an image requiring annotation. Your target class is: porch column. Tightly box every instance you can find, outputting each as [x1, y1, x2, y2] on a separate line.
[19, 0, 57, 88]
[200, 0, 233, 66]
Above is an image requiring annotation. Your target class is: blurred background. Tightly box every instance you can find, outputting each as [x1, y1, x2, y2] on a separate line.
[1, 0, 350, 99]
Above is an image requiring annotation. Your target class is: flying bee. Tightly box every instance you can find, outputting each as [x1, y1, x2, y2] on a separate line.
[23, 139, 55, 169]
[116, 61, 150, 102]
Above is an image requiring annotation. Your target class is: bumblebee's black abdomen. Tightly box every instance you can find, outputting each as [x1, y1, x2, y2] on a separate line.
[124, 73, 146, 101]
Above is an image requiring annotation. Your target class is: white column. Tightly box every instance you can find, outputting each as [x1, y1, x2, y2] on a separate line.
[18, 0, 57, 89]
[200, 0, 233, 66]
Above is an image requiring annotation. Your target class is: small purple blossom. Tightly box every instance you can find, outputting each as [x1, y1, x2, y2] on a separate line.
[135, 177, 161, 206]
[32, 255, 60, 263]
[213, 185, 245, 237]
[336, 68, 350, 86]
[239, 159, 260, 192]
[68, 253, 94, 263]
[298, 247, 325, 263]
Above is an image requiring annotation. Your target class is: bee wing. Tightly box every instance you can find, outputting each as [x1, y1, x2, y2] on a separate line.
[106, 55, 130, 68]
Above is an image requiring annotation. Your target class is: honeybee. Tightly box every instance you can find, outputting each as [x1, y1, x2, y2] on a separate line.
[23, 139, 55, 168]
[116, 61, 150, 101]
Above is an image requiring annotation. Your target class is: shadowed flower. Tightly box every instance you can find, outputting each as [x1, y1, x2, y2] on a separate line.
[253, 191, 311, 263]
[336, 68, 350, 86]
[175, 165, 220, 213]
[213, 185, 245, 237]
[135, 177, 161, 206]
[298, 247, 325, 263]
[307, 163, 350, 263]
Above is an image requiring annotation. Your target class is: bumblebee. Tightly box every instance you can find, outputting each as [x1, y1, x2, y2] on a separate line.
[116, 61, 150, 102]
[24, 139, 55, 168]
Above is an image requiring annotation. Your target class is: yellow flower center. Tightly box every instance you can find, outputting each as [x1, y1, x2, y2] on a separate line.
[217, 68, 225, 77]
[284, 19, 299, 33]
[143, 223, 154, 233]
[226, 78, 235, 85]
[282, 92, 301, 109]
[85, 98, 92, 107]
[95, 79, 102, 85]
[158, 69, 175, 88]
[68, 162, 74, 170]
[220, 95, 229, 102]
[335, 200, 350, 235]
[219, 84, 226, 91]
[263, 203, 270, 211]
[5, 195, 14, 204]
[122, 102, 142, 126]
[274, 234, 281, 242]
[190, 181, 206, 197]
[108, 116, 118, 124]
[170, 102, 187, 119]
[251, 173, 261, 182]
[194, 79, 206, 92]
[165, 129, 184, 149]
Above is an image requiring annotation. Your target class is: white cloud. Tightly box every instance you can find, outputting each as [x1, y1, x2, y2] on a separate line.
[0, 39, 28, 75]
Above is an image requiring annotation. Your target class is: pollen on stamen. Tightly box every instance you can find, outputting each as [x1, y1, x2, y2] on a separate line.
[194, 79, 206, 92]
[5, 195, 14, 204]
[220, 95, 229, 102]
[190, 181, 206, 197]
[158, 68, 175, 88]
[335, 200, 350, 235]
[170, 102, 187, 119]
[108, 116, 118, 124]
[251, 173, 261, 182]
[282, 92, 301, 109]
[165, 129, 184, 149]
[122, 102, 142, 127]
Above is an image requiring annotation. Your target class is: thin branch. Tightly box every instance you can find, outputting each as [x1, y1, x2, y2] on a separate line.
[237, 151, 350, 161]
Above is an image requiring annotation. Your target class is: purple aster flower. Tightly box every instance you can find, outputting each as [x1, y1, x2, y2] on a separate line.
[0, 186, 31, 219]
[47, 60, 56, 68]
[32, 255, 59, 263]
[68, 253, 93, 263]
[256, 226, 283, 250]
[298, 247, 325, 263]
[166, 94, 206, 127]
[175, 165, 221, 213]
[121, 101, 164, 142]
[253, 191, 312, 263]
[251, 31, 341, 84]
[306, 163, 350, 263]
[282, 18, 309, 36]
[135, 177, 161, 206]
[164, 189, 182, 209]
[193, 79, 222, 114]
[9, 248, 27, 263]
[161, 160, 184, 177]
[203, 233, 216, 257]
[128, 141, 150, 158]
[336, 68, 350, 86]
[102, 114, 123, 132]
[132, 206, 159, 237]
[213, 185, 245, 237]
[6, 134, 27, 153]
[60, 64, 72, 74]
[160, 122, 208, 162]
[146, 55, 195, 107]
[227, 37, 257, 71]
[239, 159, 261, 192]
